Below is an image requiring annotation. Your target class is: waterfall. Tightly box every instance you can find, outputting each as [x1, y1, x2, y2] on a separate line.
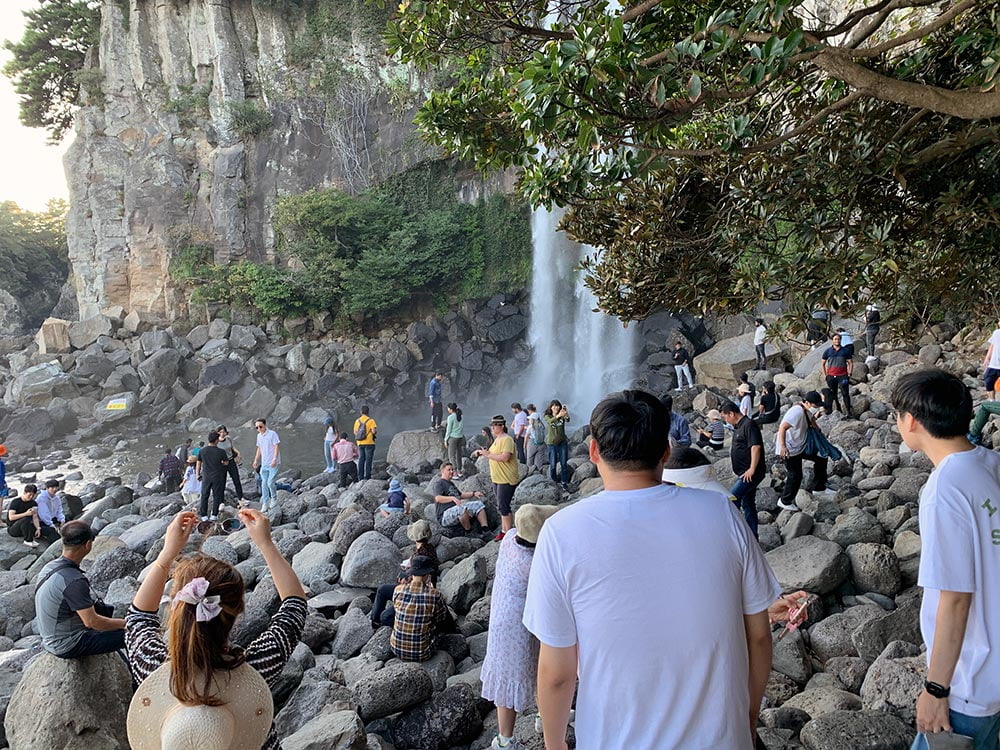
[525, 207, 636, 418]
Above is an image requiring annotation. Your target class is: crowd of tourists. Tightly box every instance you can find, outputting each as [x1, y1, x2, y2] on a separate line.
[2, 314, 1000, 749]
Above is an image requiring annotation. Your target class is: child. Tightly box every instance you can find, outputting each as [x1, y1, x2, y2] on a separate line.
[379, 478, 410, 517]
[181, 455, 201, 509]
[696, 409, 726, 450]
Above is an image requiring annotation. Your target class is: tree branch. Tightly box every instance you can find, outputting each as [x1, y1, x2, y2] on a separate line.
[622, 0, 666, 22]
[848, 0, 976, 58]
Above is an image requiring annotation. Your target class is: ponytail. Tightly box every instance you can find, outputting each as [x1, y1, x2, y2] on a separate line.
[447, 402, 462, 422]
[167, 555, 246, 705]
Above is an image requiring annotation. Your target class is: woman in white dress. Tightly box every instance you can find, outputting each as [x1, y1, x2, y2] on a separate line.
[481, 504, 559, 750]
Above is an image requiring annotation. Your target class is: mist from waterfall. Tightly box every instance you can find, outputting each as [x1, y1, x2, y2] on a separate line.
[524, 207, 636, 419]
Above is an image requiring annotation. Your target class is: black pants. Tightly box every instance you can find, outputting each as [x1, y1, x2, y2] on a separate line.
[825, 374, 852, 414]
[430, 401, 443, 428]
[199, 477, 225, 518]
[754, 343, 767, 370]
[339, 461, 358, 487]
[780, 453, 828, 502]
[163, 475, 181, 494]
[697, 435, 724, 450]
[515, 435, 527, 464]
[7, 517, 36, 539]
[358, 445, 375, 480]
[371, 583, 397, 627]
[38, 524, 60, 544]
[225, 460, 244, 500]
[866, 327, 879, 354]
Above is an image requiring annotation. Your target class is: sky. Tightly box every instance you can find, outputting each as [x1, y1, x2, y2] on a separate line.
[0, 0, 70, 212]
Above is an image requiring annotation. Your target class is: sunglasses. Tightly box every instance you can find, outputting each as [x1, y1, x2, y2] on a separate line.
[195, 518, 244, 550]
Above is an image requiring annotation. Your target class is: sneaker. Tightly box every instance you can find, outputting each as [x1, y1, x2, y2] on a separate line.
[776, 500, 799, 512]
[22, 540, 39, 548]
[493, 531, 506, 542]
[811, 488, 837, 497]
[209, 515, 218, 521]
[561, 482, 570, 492]
[200, 515, 209, 522]
[490, 736, 525, 750]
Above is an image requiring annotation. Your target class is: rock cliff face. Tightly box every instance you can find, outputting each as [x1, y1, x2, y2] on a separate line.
[65, 0, 473, 319]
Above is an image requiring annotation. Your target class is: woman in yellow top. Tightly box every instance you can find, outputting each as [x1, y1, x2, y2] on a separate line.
[473, 415, 519, 540]
[353, 405, 378, 480]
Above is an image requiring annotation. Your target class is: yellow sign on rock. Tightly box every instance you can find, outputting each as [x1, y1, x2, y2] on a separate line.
[106, 399, 128, 411]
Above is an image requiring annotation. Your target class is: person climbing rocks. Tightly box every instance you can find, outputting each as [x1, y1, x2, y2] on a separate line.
[775, 391, 834, 512]
[522, 390, 779, 749]
[427, 372, 444, 431]
[891, 370, 1000, 749]
[672, 340, 695, 389]
[157, 446, 184, 494]
[353, 406, 377, 480]
[821, 333, 854, 416]
[35, 521, 125, 659]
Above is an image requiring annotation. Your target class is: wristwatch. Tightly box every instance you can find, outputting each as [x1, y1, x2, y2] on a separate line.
[924, 681, 950, 699]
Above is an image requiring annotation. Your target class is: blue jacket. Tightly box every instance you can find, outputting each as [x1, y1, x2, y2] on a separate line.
[426, 377, 442, 402]
[669, 412, 692, 446]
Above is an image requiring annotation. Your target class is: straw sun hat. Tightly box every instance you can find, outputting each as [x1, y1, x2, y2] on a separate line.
[514, 504, 559, 544]
[127, 661, 273, 750]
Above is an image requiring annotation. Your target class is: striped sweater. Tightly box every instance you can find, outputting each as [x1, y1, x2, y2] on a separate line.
[125, 596, 308, 750]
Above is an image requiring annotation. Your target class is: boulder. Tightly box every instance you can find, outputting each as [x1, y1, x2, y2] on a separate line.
[859, 642, 925, 724]
[87, 546, 147, 595]
[693, 332, 784, 388]
[122, 310, 158, 334]
[438, 553, 488, 613]
[390, 684, 482, 750]
[276, 681, 357, 737]
[136, 348, 181, 389]
[199, 358, 245, 388]
[354, 661, 434, 721]
[93, 392, 138, 424]
[809, 606, 885, 662]
[118, 518, 171, 556]
[10, 362, 76, 406]
[331, 506, 375, 555]
[35, 318, 72, 354]
[176, 386, 233, 421]
[846, 543, 901, 597]
[292, 542, 340, 581]
[799, 710, 915, 750]
[341, 531, 402, 588]
[827, 508, 884, 547]
[68, 315, 114, 350]
[387, 430, 446, 472]
[782, 687, 862, 719]
[4, 652, 132, 749]
[852, 598, 922, 663]
[510, 474, 563, 514]
[282, 710, 367, 750]
[764, 536, 850, 594]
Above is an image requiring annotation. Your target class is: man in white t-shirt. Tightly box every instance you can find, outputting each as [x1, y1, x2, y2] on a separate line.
[251, 417, 281, 513]
[775, 390, 832, 512]
[511, 402, 528, 464]
[982, 321, 1000, 401]
[753, 318, 767, 370]
[893, 369, 1000, 749]
[522, 390, 780, 750]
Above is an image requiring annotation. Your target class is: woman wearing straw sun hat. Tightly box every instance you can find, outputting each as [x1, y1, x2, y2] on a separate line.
[481, 503, 561, 750]
[125, 508, 307, 750]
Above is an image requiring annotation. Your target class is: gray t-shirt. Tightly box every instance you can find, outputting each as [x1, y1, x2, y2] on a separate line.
[429, 477, 461, 524]
[35, 558, 95, 655]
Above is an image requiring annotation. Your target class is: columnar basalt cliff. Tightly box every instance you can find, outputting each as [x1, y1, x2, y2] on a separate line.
[64, 0, 454, 320]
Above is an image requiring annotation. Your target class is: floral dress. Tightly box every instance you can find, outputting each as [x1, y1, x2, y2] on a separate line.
[481, 529, 539, 712]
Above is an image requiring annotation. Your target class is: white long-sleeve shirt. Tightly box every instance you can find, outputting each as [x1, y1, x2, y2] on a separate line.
[36, 490, 64, 527]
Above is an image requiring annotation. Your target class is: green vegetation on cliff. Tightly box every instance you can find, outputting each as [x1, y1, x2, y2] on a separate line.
[172, 162, 531, 325]
[0, 201, 69, 321]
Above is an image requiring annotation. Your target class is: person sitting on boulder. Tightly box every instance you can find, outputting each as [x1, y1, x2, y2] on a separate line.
[379, 478, 410, 518]
[125, 509, 307, 750]
[35, 521, 126, 658]
[430, 462, 489, 536]
[390, 555, 451, 662]
[371, 521, 440, 628]
[695, 409, 726, 450]
[6, 484, 42, 547]
[332, 432, 359, 487]
[753, 381, 781, 425]
[36, 479, 65, 543]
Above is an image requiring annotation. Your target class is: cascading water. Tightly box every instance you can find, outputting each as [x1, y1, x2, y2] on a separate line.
[525, 207, 636, 417]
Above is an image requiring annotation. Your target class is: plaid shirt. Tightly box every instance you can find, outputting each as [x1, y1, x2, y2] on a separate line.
[389, 580, 448, 662]
[158, 453, 183, 479]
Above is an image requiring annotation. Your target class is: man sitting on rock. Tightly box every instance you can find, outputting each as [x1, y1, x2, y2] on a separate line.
[893, 370, 1000, 749]
[389, 555, 451, 662]
[6, 483, 42, 547]
[430, 462, 489, 536]
[35, 521, 125, 659]
[35, 479, 65, 544]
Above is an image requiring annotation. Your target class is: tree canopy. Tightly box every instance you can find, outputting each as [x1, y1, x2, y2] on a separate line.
[388, 0, 1000, 334]
[3, 0, 100, 143]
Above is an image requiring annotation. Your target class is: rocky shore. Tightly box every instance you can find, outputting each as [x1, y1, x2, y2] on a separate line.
[0, 319, 991, 749]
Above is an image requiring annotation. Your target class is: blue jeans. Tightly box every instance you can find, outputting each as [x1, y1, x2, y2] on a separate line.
[730, 476, 763, 538]
[911, 710, 1000, 750]
[323, 439, 336, 471]
[548, 443, 569, 484]
[259, 465, 279, 508]
[359, 445, 375, 480]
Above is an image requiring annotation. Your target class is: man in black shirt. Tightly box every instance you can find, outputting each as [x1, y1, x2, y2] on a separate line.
[6, 484, 42, 547]
[672, 341, 695, 389]
[720, 401, 766, 539]
[195, 430, 229, 521]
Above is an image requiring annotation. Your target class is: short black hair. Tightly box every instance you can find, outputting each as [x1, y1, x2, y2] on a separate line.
[719, 401, 741, 416]
[892, 369, 972, 439]
[361, 405, 370, 415]
[663, 446, 711, 470]
[254, 417, 267, 426]
[45, 479, 60, 489]
[23, 484, 37, 494]
[208, 430, 220, 443]
[216, 424, 228, 432]
[511, 402, 522, 410]
[61, 521, 95, 547]
[755, 318, 764, 326]
[660, 393, 673, 413]
[590, 390, 670, 471]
